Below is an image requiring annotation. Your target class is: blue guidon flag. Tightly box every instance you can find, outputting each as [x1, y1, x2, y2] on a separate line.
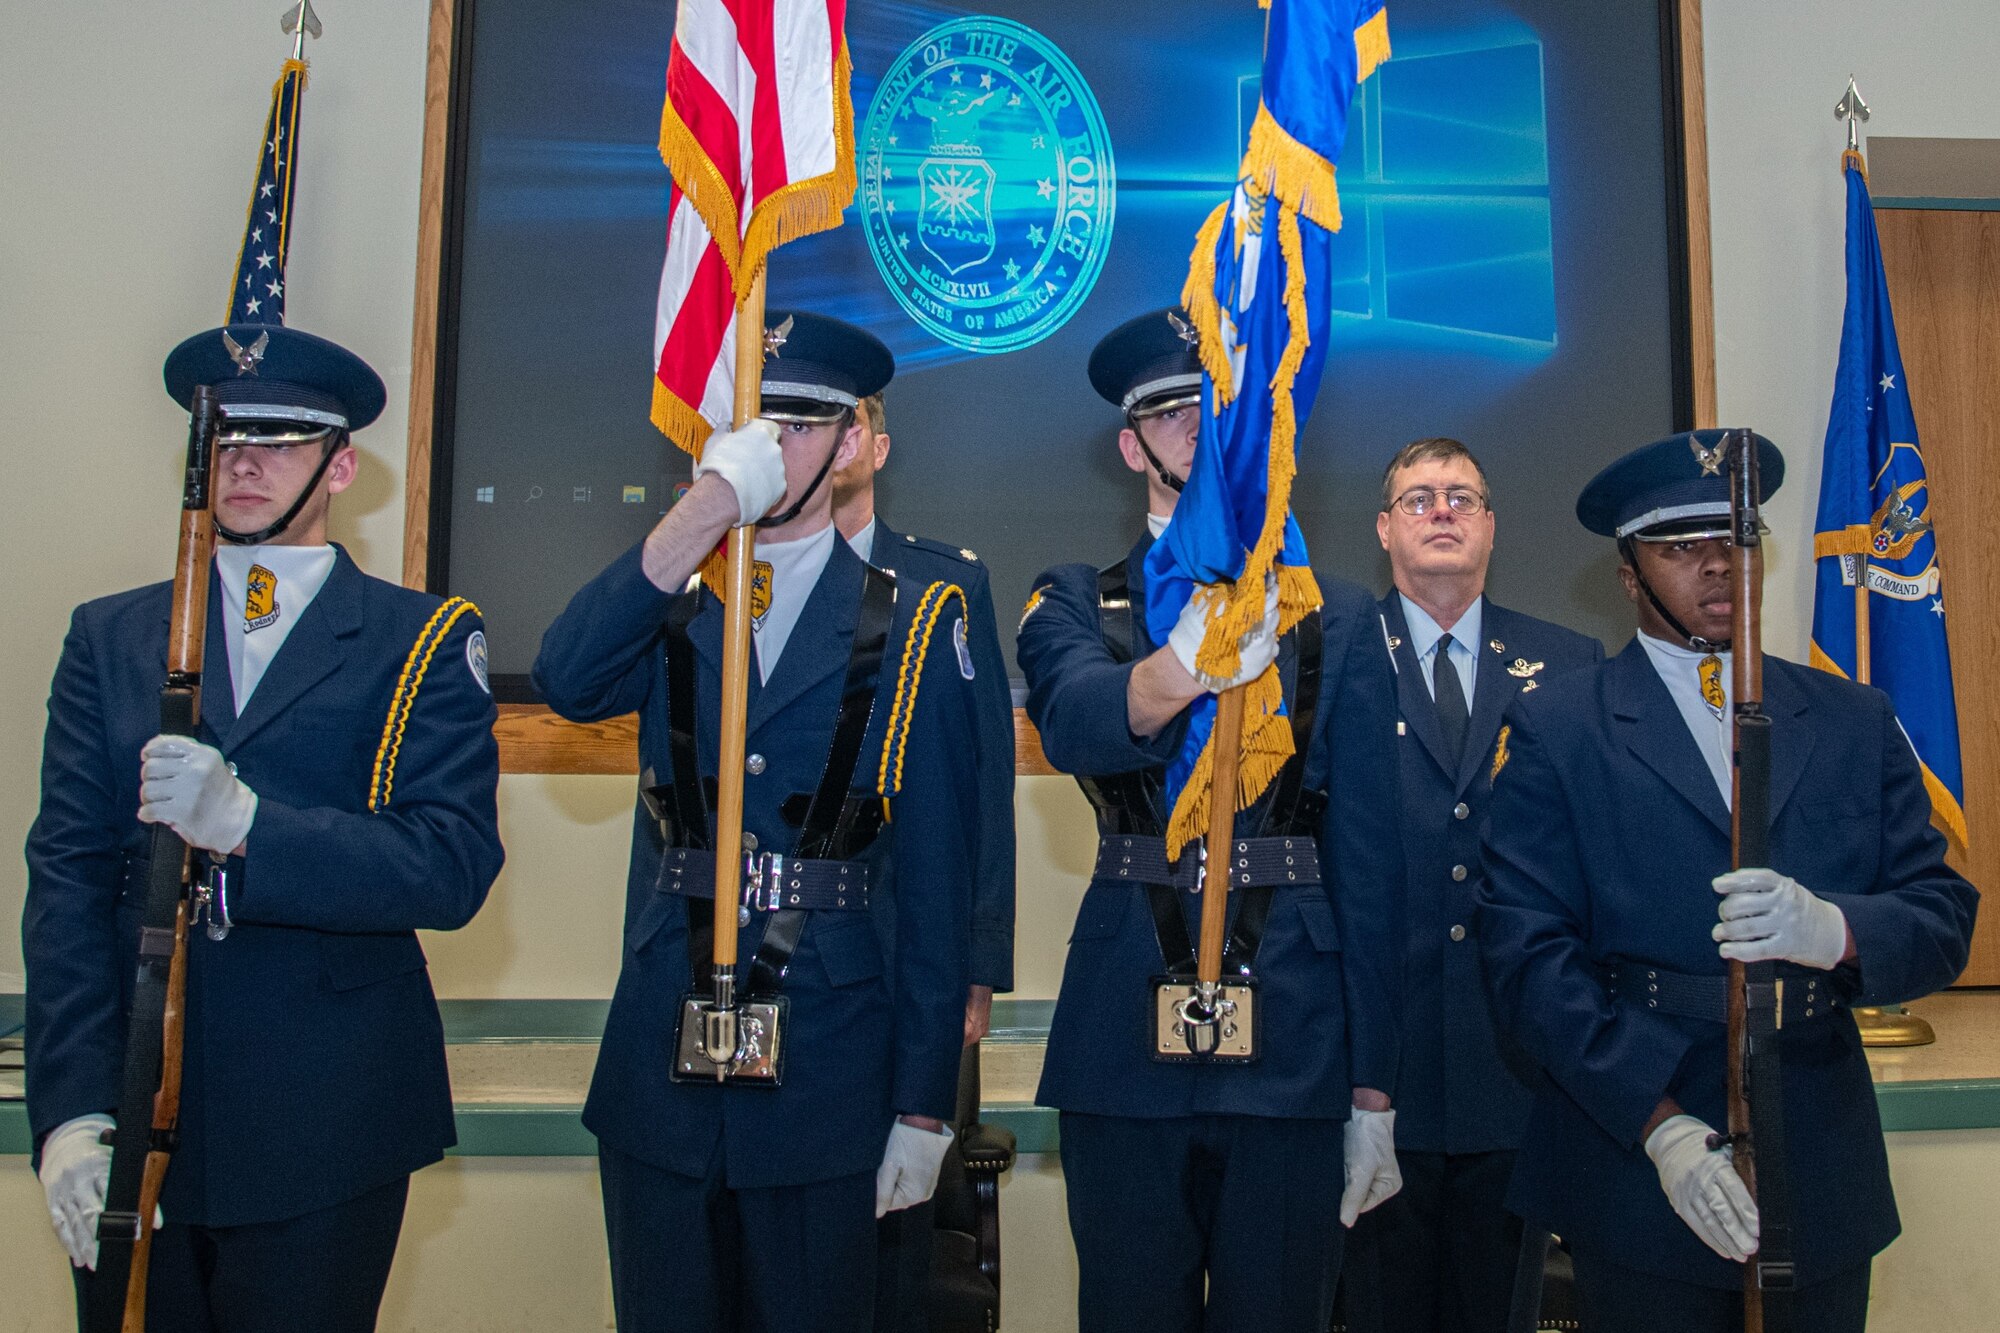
[1149, 0, 1390, 855]
[1810, 156, 1968, 853]
[226, 55, 308, 323]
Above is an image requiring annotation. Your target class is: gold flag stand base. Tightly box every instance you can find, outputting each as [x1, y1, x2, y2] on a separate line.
[1856, 1004, 1936, 1047]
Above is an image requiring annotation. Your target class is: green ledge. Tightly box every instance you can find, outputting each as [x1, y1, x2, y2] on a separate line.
[1873, 196, 2000, 212]
[7, 999, 1999, 1158]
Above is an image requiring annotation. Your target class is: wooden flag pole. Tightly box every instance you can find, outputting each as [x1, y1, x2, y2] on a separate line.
[1196, 683, 1246, 985]
[710, 270, 768, 975]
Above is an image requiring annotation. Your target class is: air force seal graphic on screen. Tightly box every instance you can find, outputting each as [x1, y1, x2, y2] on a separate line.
[861, 17, 1115, 354]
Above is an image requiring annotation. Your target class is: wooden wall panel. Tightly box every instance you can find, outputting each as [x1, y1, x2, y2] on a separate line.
[1876, 206, 2000, 986]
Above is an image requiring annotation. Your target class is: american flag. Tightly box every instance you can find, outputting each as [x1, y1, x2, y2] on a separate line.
[226, 58, 308, 324]
[651, 0, 856, 456]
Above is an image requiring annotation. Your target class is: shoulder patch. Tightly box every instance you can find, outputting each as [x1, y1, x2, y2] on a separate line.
[1490, 724, 1512, 784]
[466, 629, 490, 694]
[1020, 584, 1052, 631]
[954, 617, 975, 680]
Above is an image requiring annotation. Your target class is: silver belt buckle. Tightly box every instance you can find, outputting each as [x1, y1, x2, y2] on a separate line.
[741, 851, 786, 912]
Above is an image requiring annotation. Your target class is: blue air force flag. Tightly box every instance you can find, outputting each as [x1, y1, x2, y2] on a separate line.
[1147, 0, 1390, 855]
[227, 58, 308, 324]
[1810, 160, 1968, 852]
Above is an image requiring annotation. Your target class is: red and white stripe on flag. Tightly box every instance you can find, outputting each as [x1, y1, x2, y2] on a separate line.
[652, 0, 855, 456]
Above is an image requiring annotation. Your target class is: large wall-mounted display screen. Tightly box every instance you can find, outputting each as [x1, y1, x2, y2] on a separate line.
[433, 0, 1693, 697]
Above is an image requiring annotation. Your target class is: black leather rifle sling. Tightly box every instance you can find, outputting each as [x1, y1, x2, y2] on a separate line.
[662, 565, 896, 994]
[1079, 559, 1321, 975]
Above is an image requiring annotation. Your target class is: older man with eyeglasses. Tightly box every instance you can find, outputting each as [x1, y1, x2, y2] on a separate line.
[1342, 437, 1603, 1333]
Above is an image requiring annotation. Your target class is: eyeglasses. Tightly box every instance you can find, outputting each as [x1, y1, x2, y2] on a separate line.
[1390, 487, 1488, 517]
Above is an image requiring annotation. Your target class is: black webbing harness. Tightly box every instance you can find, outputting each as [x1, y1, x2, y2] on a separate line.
[1076, 560, 1324, 978]
[644, 565, 896, 996]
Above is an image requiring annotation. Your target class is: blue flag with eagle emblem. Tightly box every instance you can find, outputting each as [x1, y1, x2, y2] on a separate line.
[226, 56, 308, 323]
[1810, 159, 1967, 852]
[1146, 0, 1389, 855]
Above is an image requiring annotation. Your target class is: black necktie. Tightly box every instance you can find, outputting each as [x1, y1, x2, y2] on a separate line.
[1433, 632, 1469, 765]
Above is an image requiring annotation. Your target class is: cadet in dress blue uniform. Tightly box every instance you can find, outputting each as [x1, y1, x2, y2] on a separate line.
[26, 325, 504, 1331]
[1343, 438, 1601, 1333]
[836, 391, 1017, 1332]
[534, 312, 982, 1333]
[1477, 431, 1978, 1332]
[1016, 310, 1406, 1333]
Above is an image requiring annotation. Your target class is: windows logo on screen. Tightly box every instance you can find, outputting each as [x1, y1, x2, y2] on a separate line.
[1242, 36, 1556, 350]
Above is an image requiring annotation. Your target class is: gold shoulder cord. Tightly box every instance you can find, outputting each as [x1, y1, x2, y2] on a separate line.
[876, 581, 968, 818]
[369, 596, 481, 811]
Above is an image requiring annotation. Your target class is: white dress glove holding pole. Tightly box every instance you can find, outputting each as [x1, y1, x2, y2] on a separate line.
[138, 735, 257, 856]
[1712, 867, 1849, 970]
[874, 1120, 955, 1218]
[691, 419, 786, 526]
[1339, 1107, 1402, 1226]
[1645, 1113, 1759, 1262]
[39, 1114, 114, 1270]
[1168, 572, 1281, 693]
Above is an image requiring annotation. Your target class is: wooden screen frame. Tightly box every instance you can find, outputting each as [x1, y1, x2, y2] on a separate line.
[401, 0, 1719, 776]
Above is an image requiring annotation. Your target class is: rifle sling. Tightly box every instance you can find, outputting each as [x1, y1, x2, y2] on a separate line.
[665, 566, 895, 996]
[88, 691, 199, 1333]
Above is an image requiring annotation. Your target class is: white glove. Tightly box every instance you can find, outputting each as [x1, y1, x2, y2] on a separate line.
[1339, 1107, 1401, 1226]
[39, 1114, 113, 1269]
[1168, 572, 1281, 693]
[138, 735, 257, 856]
[1645, 1113, 1759, 1262]
[875, 1119, 955, 1218]
[692, 419, 786, 526]
[1712, 867, 1849, 970]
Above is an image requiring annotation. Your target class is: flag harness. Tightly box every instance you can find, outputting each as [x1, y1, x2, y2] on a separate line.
[1081, 560, 1324, 1062]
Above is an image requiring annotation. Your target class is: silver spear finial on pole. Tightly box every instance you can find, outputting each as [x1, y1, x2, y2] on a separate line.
[282, 1, 324, 61]
[1835, 76, 1870, 154]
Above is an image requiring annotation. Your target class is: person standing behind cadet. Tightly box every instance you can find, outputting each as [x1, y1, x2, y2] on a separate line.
[835, 391, 1017, 1333]
[1343, 437, 1601, 1333]
[1477, 432, 1978, 1332]
[26, 325, 504, 1330]
[534, 312, 982, 1333]
[1017, 309, 1405, 1333]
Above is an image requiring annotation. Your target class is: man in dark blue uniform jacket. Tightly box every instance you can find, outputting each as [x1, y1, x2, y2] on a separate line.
[1478, 431, 1978, 1332]
[535, 312, 981, 1333]
[1016, 309, 1405, 1333]
[836, 390, 1016, 1333]
[1345, 437, 1601, 1333]
[25, 325, 504, 1330]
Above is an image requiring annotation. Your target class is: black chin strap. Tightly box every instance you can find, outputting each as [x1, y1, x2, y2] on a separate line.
[1620, 537, 1731, 652]
[755, 430, 843, 529]
[215, 436, 341, 545]
[1128, 416, 1186, 494]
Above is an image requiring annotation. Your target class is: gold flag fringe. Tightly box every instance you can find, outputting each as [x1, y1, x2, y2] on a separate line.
[1241, 105, 1342, 233]
[1356, 9, 1392, 84]
[1181, 202, 1236, 407]
[657, 44, 859, 303]
[1164, 665, 1290, 859]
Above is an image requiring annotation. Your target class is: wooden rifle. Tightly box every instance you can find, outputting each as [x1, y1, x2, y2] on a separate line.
[1725, 428, 1794, 1332]
[88, 386, 221, 1333]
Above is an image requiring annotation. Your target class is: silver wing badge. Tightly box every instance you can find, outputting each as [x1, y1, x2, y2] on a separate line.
[223, 329, 269, 376]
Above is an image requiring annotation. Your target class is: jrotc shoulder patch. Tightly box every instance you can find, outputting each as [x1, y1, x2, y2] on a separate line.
[954, 618, 975, 680]
[1020, 584, 1051, 631]
[1490, 724, 1512, 784]
[466, 629, 490, 694]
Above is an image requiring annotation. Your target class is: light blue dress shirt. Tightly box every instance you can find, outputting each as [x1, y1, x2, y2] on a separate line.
[1398, 592, 1482, 705]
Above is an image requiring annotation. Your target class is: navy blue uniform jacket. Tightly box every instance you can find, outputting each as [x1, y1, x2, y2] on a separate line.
[1380, 593, 1601, 1154]
[24, 548, 504, 1227]
[873, 523, 1015, 992]
[534, 536, 979, 1189]
[1019, 533, 1404, 1119]
[1478, 642, 1978, 1287]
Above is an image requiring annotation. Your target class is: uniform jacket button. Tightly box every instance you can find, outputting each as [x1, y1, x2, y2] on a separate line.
[1451, 864, 1468, 882]
[746, 753, 767, 775]
[1453, 802, 1469, 820]
[1449, 924, 1467, 942]
[742, 832, 758, 852]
